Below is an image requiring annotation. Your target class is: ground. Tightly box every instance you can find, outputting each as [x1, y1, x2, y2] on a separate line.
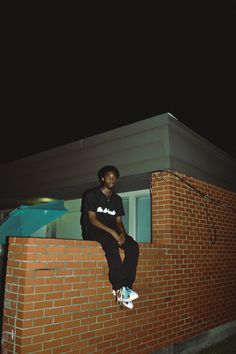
[197, 334, 236, 354]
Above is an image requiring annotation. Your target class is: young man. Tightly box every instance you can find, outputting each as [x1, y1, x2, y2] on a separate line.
[81, 165, 139, 309]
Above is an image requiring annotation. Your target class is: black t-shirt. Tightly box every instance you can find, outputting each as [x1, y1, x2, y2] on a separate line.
[80, 187, 125, 237]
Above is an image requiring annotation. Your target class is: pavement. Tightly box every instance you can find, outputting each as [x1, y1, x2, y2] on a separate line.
[197, 334, 236, 354]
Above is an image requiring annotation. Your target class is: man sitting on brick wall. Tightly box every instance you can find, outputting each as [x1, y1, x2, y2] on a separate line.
[80, 165, 139, 309]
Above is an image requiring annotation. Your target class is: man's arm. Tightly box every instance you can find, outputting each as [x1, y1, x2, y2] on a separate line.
[88, 211, 124, 245]
[115, 216, 127, 243]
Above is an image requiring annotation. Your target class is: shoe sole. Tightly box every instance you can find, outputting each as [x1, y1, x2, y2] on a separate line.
[117, 293, 139, 302]
[122, 301, 134, 309]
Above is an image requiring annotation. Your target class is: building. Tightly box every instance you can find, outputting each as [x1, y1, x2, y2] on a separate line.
[0, 112, 235, 242]
[1, 112, 236, 353]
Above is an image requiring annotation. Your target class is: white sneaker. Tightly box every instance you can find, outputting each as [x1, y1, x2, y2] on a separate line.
[122, 300, 134, 309]
[112, 289, 134, 309]
[125, 287, 139, 301]
[117, 286, 139, 302]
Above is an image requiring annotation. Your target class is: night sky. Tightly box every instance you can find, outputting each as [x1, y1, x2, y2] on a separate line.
[1, 6, 236, 165]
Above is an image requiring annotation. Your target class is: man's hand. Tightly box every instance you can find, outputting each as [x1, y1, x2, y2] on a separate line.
[119, 232, 126, 245]
[111, 230, 125, 246]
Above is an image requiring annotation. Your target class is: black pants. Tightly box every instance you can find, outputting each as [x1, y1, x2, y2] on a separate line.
[83, 229, 139, 291]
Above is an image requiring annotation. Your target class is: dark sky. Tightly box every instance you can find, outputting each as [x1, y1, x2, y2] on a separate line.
[1, 5, 236, 165]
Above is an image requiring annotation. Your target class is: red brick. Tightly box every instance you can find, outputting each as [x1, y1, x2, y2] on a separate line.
[3, 171, 236, 353]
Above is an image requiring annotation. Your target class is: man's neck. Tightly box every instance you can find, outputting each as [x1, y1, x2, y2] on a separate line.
[100, 186, 113, 197]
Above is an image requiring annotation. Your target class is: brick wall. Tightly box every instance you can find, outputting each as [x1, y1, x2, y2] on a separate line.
[1, 171, 236, 353]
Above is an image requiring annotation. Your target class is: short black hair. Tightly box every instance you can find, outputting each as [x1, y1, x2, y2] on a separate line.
[97, 165, 120, 182]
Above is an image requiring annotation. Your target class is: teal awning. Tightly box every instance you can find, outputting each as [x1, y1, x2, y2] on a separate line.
[0, 200, 68, 244]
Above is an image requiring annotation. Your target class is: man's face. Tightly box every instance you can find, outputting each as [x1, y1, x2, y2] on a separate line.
[101, 171, 118, 189]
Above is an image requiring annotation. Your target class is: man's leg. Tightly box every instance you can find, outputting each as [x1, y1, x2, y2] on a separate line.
[86, 229, 127, 291]
[119, 235, 139, 290]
